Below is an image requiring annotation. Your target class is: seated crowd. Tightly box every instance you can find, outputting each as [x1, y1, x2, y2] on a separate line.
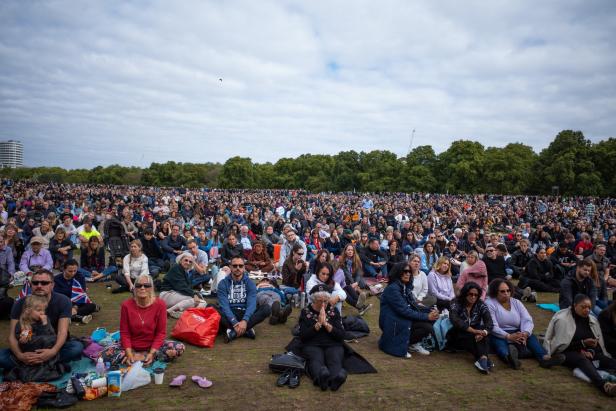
[0, 182, 615, 395]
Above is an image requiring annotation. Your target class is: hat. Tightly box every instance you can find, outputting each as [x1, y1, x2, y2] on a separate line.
[309, 284, 332, 295]
[343, 229, 353, 236]
[30, 236, 45, 245]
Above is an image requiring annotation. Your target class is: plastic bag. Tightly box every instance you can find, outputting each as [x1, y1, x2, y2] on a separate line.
[121, 361, 151, 391]
[171, 307, 221, 348]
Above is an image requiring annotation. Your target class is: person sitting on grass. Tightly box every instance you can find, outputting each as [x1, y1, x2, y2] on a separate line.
[4, 295, 68, 382]
[159, 253, 207, 319]
[427, 256, 455, 311]
[217, 256, 271, 343]
[360, 238, 388, 281]
[560, 259, 599, 315]
[486, 278, 565, 370]
[48, 228, 75, 270]
[79, 236, 116, 282]
[0, 269, 83, 375]
[53, 259, 99, 324]
[306, 262, 347, 314]
[297, 284, 347, 391]
[256, 278, 292, 325]
[544, 294, 616, 397]
[120, 274, 184, 366]
[113, 239, 149, 293]
[246, 240, 275, 273]
[446, 282, 494, 374]
[19, 237, 53, 275]
[378, 262, 439, 358]
[598, 302, 616, 357]
[520, 247, 561, 293]
[161, 224, 187, 263]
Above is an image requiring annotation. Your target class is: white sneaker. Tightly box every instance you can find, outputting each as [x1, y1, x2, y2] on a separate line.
[409, 343, 430, 355]
[405, 352, 412, 359]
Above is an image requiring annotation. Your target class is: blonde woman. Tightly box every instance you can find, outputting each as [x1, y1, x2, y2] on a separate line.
[119, 274, 184, 366]
[427, 256, 455, 311]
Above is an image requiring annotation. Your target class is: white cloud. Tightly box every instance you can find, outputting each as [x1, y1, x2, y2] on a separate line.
[0, 0, 614, 168]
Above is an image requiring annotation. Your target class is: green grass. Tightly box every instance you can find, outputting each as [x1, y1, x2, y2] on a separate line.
[1, 283, 614, 410]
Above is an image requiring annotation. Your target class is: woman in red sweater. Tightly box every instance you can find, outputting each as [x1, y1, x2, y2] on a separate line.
[120, 274, 185, 365]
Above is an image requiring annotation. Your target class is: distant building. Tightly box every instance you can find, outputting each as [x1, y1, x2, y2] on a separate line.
[0, 140, 24, 168]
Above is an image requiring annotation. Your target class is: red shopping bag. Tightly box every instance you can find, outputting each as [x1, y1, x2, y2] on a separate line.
[171, 307, 221, 348]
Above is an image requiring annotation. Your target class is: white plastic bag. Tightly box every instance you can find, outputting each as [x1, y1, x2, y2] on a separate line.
[121, 361, 151, 391]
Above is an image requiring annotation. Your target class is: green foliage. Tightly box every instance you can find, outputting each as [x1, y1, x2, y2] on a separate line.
[1, 130, 613, 195]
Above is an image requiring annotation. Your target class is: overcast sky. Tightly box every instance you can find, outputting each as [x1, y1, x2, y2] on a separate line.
[1, 0, 615, 169]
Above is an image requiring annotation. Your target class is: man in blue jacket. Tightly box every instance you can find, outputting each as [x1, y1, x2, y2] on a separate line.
[217, 256, 271, 342]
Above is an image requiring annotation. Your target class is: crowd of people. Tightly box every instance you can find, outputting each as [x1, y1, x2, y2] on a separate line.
[0, 180, 615, 395]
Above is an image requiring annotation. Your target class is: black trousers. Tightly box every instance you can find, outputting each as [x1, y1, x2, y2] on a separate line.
[74, 303, 97, 316]
[409, 321, 434, 344]
[563, 350, 616, 390]
[303, 345, 344, 380]
[435, 298, 451, 311]
[525, 278, 560, 293]
[216, 305, 271, 333]
[343, 285, 359, 307]
[448, 330, 489, 360]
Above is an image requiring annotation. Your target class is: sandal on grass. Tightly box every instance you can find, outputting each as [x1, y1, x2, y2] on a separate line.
[191, 375, 213, 388]
[169, 375, 186, 387]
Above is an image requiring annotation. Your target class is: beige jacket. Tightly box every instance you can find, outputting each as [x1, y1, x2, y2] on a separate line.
[543, 308, 610, 357]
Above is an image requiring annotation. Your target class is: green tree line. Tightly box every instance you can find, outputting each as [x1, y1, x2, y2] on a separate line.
[3, 130, 614, 196]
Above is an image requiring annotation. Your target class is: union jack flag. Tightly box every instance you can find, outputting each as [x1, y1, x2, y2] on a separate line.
[16, 280, 32, 301]
[71, 279, 92, 305]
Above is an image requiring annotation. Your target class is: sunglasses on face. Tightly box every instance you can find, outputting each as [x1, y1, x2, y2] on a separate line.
[31, 280, 52, 286]
[402, 269, 412, 274]
[467, 293, 479, 297]
[135, 283, 152, 289]
[231, 264, 245, 268]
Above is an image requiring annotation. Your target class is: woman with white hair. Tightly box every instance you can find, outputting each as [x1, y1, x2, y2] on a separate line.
[118, 274, 185, 366]
[298, 283, 347, 391]
[159, 253, 206, 318]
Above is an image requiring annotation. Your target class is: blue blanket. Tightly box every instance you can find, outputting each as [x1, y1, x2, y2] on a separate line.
[536, 303, 560, 313]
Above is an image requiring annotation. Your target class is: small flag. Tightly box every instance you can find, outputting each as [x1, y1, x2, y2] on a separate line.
[17, 280, 32, 301]
[71, 279, 92, 304]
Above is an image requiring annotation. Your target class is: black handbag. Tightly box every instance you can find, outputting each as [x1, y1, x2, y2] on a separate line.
[269, 352, 306, 373]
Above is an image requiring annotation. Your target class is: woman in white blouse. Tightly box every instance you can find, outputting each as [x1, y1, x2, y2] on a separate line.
[113, 239, 149, 293]
[408, 253, 437, 308]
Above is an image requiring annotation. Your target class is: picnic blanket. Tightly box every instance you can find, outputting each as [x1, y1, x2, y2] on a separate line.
[536, 303, 560, 313]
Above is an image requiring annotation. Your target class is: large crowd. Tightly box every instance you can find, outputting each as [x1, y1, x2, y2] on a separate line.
[0, 181, 615, 398]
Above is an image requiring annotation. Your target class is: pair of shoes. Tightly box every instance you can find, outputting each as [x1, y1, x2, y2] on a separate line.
[603, 382, 616, 397]
[167, 310, 182, 319]
[408, 343, 430, 356]
[279, 304, 292, 324]
[276, 369, 300, 388]
[328, 370, 347, 391]
[191, 375, 213, 388]
[357, 303, 373, 317]
[111, 285, 129, 294]
[224, 328, 237, 343]
[507, 345, 521, 369]
[270, 301, 281, 325]
[94, 304, 102, 312]
[72, 315, 92, 324]
[475, 358, 489, 374]
[244, 328, 256, 339]
[539, 353, 565, 368]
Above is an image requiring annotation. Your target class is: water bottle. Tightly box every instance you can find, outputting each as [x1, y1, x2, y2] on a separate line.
[96, 357, 106, 377]
[300, 292, 306, 309]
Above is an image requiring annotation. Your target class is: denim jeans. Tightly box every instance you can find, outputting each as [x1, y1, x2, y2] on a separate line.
[364, 262, 388, 278]
[0, 339, 84, 371]
[489, 331, 546, 361]
[78, 266, 117, 279]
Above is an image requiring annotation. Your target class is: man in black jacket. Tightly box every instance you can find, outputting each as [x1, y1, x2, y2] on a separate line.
[559, 259, 598, 314]
[140, 229, 165, 278]
[361, 238, 387, 280]
[510, 240, 533, 279]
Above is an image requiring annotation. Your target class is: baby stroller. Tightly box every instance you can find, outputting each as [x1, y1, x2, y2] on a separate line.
[103, 218, 130, 261]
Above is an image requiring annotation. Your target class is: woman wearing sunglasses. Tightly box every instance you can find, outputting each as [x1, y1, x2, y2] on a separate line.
[446, 282, 494, 374]
[486, 279, 564, 370]
[119, 274, 184, 366]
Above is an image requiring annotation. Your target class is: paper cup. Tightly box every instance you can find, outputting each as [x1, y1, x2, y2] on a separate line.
[153, 368, 164, 385]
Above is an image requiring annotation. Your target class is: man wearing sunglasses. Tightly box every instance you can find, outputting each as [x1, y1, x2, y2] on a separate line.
[0, 269, 82, 373]
[217, 256, 271, 343]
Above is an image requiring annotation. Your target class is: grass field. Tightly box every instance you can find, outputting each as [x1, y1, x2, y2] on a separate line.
[1, 281, 614, 411]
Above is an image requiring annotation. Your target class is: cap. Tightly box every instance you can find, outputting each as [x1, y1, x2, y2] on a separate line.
[30, 236, 45, 245]
[309, 284, 332, 295]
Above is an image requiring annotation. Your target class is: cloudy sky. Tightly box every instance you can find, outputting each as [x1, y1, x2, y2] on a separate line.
[1, 0, 615, 169]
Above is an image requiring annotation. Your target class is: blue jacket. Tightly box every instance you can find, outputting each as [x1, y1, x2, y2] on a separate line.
[378, 279, 429, 357]
[217, 272, 257, 326]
